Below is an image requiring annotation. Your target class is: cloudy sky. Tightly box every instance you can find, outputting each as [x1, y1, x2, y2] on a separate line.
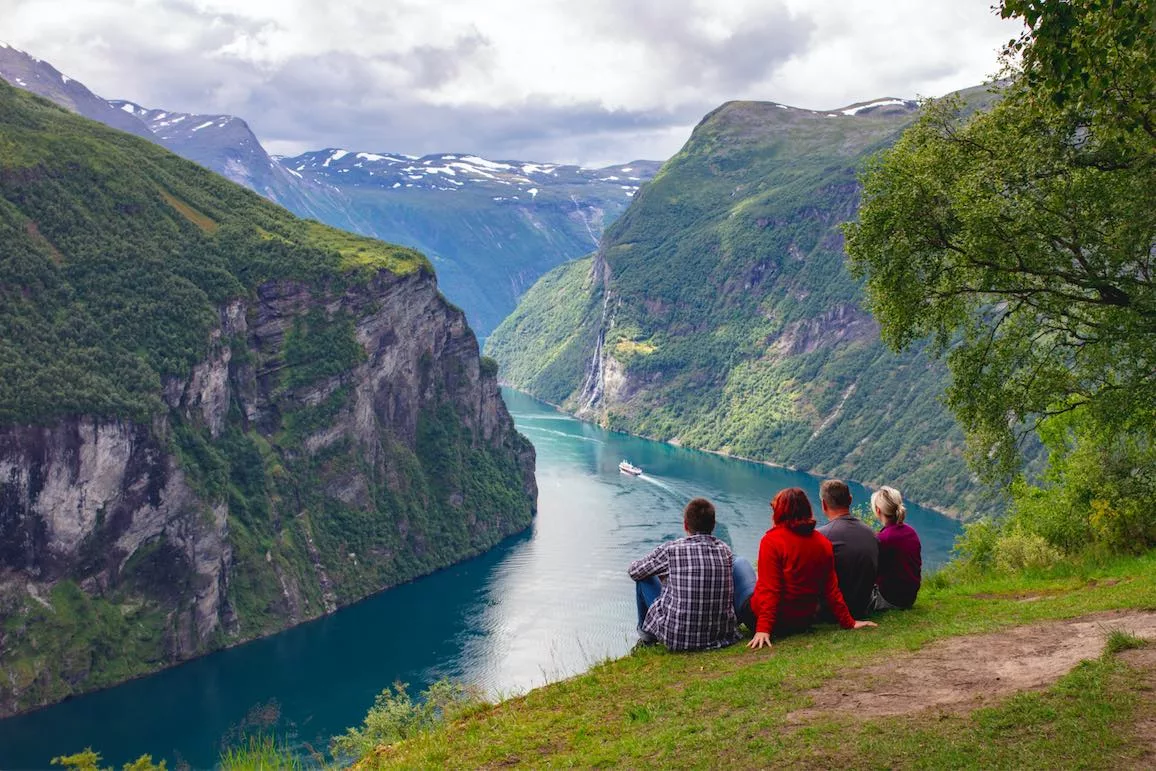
[2, 0, 1022, 165]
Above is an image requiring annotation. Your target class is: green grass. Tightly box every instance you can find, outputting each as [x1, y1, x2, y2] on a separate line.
[1105, 629, 1149, 655]
[304, 221, 430, 277]
[355, 550, 1156, 768]
[218, 736, 305, 771]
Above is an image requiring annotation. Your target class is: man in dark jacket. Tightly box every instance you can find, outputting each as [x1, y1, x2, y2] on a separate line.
[816, 479, 878, 620]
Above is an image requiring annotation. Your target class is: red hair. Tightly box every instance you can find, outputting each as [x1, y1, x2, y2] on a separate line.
[771, 487, 817, 534]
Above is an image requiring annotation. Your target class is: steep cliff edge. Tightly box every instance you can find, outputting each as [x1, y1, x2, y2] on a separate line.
[0, 83, 535, 716]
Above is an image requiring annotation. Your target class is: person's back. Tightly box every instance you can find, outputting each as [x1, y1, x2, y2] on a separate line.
[754, 525, 846, 629]
[628, 498, 739, 651]
[817, 516, 878, 617]
[871, 486, 922, 609]
[816, 480, 878, 619]
[743, 488, 875, 649]
[877, 521, 922, 608]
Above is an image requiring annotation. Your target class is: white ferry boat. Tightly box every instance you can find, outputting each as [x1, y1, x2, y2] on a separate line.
[618, 459, 642, 476]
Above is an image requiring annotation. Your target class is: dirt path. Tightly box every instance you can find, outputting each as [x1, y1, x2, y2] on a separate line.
[788, 610, 1156, 722]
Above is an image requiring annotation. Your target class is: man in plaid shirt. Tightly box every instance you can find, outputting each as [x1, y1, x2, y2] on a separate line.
[628, 498, 742, 651]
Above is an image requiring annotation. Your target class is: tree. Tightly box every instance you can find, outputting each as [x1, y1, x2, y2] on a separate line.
[1000, 0, 1155, 143]
[843, 1, 1155, 480]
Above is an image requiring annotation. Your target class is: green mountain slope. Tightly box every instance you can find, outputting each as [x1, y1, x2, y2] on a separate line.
[489, 95, 1002, 515]
[0, 81, 536, 716]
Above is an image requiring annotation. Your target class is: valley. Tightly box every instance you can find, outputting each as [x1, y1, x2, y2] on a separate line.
[488, 92, 1004, 516]
[0, 390, 961, 769]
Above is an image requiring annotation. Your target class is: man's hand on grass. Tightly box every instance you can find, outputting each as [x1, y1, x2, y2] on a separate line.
[853, 620, 878, 630]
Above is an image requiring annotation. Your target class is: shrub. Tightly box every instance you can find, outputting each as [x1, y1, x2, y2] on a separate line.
[992, 530, 1063, 573]
[51, 750, 166, 771]
[330, 679, 485, 761]
[952, 519, 1000, 568]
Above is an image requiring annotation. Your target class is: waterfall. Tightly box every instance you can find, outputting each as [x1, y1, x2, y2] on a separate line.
[579, 323, 606, 413]
[577, 257, 613, 414]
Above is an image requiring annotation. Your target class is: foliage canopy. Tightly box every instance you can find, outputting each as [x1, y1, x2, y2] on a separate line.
[845, 3, 1155, 480]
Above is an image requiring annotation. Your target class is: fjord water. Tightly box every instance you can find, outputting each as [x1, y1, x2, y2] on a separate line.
[0, 390, 961, 768]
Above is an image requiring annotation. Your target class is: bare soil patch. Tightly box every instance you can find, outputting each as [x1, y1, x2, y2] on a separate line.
[789, 610, 1156, 723]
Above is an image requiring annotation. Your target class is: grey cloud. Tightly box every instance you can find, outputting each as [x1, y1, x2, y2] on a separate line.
[586, 0, 816, 92]
[409, 31, 494, 90]
[252, 75, 710, 162]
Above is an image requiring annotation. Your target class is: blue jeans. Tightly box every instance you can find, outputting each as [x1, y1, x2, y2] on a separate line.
[635, 575, 663, 629]
[732, 557, 756, 629]
[635, 556, 758, 629]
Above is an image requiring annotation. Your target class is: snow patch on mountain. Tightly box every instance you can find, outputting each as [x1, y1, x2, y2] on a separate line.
[838, 97, 914, 116]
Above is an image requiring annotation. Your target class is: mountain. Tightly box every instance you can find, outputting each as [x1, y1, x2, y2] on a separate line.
[0, 81, 536, 716]
[0, 42, 154, 139]
[487, 92, 1005, 517]
[0, 44, 660, 338]
[281, 149, 661, 335]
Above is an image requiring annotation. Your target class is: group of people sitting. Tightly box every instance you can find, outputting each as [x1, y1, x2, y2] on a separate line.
[628, 480, 922, 651]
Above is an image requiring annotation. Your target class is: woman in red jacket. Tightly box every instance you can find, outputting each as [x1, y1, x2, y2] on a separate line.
[743, 487, 876, 649]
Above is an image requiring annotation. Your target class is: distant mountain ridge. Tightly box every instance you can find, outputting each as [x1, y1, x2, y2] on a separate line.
[0, 41, 154, 139]
[0, 42, 659, 337]
[284, 147, 656, 199]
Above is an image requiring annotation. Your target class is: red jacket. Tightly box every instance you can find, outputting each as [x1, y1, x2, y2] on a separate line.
[751, 524, 855, 634]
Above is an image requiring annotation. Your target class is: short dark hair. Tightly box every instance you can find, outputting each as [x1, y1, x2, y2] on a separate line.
[684, 497, 716, 534]
[819, 479, 852, 509]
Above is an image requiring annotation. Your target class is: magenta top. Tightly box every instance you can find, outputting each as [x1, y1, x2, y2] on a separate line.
[876, 522, 922, 608]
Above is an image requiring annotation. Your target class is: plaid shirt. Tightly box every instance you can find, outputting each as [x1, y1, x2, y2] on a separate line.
[628, 534, 739, 651]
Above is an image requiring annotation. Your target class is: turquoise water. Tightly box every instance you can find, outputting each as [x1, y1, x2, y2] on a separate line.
[0, 389, 961, 768]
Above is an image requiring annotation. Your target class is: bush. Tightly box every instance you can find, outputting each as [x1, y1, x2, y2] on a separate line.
[330, 679, 484, 760]
[992, 530, 1063, 573]
[952, 519, 1000, 568]
[51, 750, 165, 771]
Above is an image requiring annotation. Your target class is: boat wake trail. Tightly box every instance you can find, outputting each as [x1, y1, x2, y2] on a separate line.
[521, 427, 604, 444]
[636, 473, 696, 504]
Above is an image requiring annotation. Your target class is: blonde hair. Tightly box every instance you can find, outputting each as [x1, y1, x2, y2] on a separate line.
[871, 486, 907, 525]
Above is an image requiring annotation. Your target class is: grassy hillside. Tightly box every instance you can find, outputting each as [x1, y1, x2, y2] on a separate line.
[489, 93, 1004, 515]
[355, 549, 1156, 768]
[0, 80, 428, 425]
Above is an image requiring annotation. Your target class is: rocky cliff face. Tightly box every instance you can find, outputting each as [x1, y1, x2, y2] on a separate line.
[0, 268, 536, 717]
[0, 420, 231, 653]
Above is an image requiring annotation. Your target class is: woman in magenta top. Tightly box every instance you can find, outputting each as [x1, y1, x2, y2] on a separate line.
[872, 486, 922, 610]
[746, 488, 876, 649]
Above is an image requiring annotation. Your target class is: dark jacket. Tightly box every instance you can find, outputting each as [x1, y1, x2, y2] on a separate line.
[816, 515, 879, 619]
